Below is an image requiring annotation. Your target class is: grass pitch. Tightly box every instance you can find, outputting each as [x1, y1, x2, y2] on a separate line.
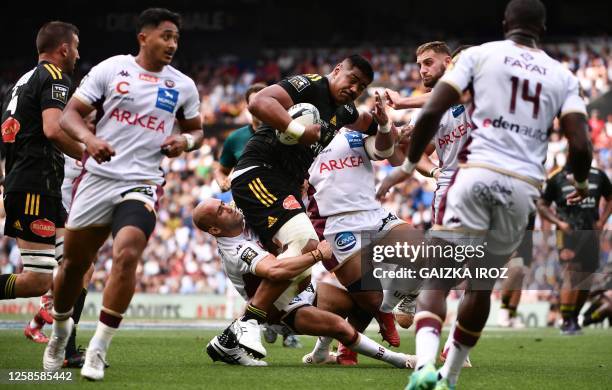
[1, 327, 611, 389]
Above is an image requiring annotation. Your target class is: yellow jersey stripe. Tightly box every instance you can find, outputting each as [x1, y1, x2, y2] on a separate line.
[25, 193, 31, 215]
[255, 178, 277, 201]
[48, 64, 62, 79]
[43, 64, 58, 80]
[251, 179, 274, 205]
[248, 183, 271, 207]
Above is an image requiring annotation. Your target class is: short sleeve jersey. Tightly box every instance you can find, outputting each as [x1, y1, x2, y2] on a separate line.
[217, 228, 269, 301]
[542, 167, 612, 230]
[441, 40, 587, 183]
[218, 125, 254, 169]
[1, 61, 72, 196]
[235, 74, 359, 186]
[73, 55, 200, 185]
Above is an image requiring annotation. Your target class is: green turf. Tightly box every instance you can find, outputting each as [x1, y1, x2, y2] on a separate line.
[1, 328, 611, 389]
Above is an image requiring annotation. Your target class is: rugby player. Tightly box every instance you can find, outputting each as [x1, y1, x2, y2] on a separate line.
[193, 199, 416, 369]
[402, 0, 592, 388]
[43, 8, 203, 381]
[228, 55, 398, 358]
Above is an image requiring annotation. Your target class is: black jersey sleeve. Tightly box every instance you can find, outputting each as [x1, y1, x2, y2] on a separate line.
[39, 67, 72, 112]
[599, 170, 612, 199]
[542, 173, 560, 204]
[278, 74, 320, 105]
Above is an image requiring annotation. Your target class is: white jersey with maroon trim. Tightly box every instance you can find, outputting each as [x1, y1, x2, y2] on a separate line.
[409, 104, 472, 187]
[73, 55, 200, 185]
[441, 40, 587, 183]
[216, 227, 269, 302]
[308, 129, 380, 217]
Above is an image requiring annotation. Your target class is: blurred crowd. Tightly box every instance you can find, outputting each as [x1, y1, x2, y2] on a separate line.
[1, 39, 612, 296]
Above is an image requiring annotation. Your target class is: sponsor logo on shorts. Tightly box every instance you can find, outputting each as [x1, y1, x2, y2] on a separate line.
[51, 84, 69, 103]
[288, 76, 310, 92]
[379, 213, 399, 231]
[344, 131, 364, 148]
[13, 220, 22, 231]
[139, 73, 159, 83]
[1, 117, 21, 143]
[30, 219, 56, 238]
[283, 195, 301, 210]
[335, 232, 357, 252]
[240, 247, 258, 265]
[268, 216, 278, 228]
[156, 88, 179, 113]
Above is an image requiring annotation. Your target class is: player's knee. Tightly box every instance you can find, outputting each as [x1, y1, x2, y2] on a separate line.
[274, 213, 318, 258]
[112, 246, 140, 274]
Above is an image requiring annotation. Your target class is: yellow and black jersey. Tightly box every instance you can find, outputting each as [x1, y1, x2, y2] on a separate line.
[1, 61, 73, 197]
[235, 74, 360, 187]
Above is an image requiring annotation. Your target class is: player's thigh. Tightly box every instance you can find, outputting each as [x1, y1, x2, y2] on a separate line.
[315, 282, 355, 317]
[63, 226, 111, 267]
[333, 252, 362, 286]
[293, 305, 351, 338]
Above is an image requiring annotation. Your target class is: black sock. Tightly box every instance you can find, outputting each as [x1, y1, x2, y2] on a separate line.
[560, 304, 575, 321]
[66, 288, 88, 356]
[508, 305, 517, 318]
[241, 304, 267, 324]
[501, 294, 511, 310]
[0, 274, 17, 300]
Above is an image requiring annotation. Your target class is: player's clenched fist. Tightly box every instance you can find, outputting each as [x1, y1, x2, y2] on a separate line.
[85, 135, 115, 163]
[161, 134, 189, 157]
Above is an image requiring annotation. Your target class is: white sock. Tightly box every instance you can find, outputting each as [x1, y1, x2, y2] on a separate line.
[438, 340, 473, 385]
[380, 290, 403, 313]
[89, 321, 118, 352]
[414, 314, 442, 369]
[51, 309, 73, 339]
[349, 333, 406, 368]
[443, 321, 456, 352]
[312, 336, 333, 360]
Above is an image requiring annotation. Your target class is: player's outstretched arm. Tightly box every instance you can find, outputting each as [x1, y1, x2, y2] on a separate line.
[402, 81, 459, 174]
[213, 162, 232, 192]
[60, 98, 115, 164]
[385, 89, 430, 110]
[42, 108, 84, 160]
[249, 85, 320, 145]
[254, 241, 331, 282]
[561, 112, 592, 203]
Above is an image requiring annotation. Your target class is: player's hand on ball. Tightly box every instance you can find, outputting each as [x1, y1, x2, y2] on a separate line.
[85, 135, 115, 164]
[161, 134, 188, 157]
[298, 124, 321, 146]
[316, 240, 332, 261]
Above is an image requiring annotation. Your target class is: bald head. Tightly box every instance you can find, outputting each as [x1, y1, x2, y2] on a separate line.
[193, 199, 244, 237]
[503, 0, 546, 39]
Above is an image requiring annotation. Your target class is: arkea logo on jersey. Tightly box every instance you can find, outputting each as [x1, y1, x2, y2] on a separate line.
[437, 122, 473, 148]
[335, 232, 357, 252]
[109, 108, 166, 132]
[156, 88, 179, 113]
[319, 155, 364, 173]
[482, 116, 547, 142]
[1, 117, 21, 143]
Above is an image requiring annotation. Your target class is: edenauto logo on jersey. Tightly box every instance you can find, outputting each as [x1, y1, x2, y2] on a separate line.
[482, 116, 548, 142]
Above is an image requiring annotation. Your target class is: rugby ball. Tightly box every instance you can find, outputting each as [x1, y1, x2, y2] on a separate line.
[277, 103, 320, 145]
